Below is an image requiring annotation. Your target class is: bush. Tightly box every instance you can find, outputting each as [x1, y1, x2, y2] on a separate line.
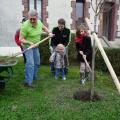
[39, 33, 51, 65]
[39, 32, 77, 65]
[39, 33, 120, 76]
[96, 48, 120, 76]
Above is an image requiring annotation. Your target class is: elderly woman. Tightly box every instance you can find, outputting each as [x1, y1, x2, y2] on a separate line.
[20, 9, 53, 88]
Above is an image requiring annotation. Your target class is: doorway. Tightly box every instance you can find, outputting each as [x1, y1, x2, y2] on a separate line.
[102, 2, 114, 41]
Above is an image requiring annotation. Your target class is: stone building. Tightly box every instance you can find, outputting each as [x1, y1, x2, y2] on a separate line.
[0, 0, 120, 55]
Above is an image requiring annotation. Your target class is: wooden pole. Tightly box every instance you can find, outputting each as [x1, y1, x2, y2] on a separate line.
[85, 18, 120, 94]
[7, 36, 50, 59]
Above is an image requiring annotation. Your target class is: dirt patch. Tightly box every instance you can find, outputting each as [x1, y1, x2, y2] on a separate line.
[73, 89, 102, 102]
[0, 60, 17, 65]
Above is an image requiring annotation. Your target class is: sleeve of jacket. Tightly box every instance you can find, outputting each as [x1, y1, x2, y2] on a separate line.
[50, 28, 57, 47]
[64, 29, 70, 47]
[83, 36, 92, 56]
[49, 52, 56, 62]
[75, 42, 83, 52]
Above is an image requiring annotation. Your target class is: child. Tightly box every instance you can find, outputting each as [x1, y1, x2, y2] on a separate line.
[49, 44, 67, 80]
[49, 18, 70, 75]
[74, 25, 92, 84]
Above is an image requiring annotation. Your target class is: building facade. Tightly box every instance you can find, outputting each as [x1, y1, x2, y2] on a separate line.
[0, 0, 120, 55]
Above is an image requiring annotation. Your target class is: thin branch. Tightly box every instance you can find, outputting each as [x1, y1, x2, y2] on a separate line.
[91, 0, 96, 13]
[96, 1, 105, 15]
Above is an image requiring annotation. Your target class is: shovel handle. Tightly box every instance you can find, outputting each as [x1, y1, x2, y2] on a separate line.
[5, 36, 51, 59]
[79, 51, 92, 72]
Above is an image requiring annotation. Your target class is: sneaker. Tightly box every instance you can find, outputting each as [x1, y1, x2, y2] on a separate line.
[80, 79, 86, 85]
[62, 77, 66, 80]
[24, 83, 35, 88]
[55, 76, 58, 80]
[33, 77, 37, 81]
[85, 72, 91, 81]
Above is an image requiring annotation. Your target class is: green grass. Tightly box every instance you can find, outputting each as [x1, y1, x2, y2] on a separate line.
[0, 58, 120, 120]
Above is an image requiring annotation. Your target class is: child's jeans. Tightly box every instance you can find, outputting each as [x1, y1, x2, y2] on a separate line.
[55, 68, 65, 79]
[50, 62, 55, 75]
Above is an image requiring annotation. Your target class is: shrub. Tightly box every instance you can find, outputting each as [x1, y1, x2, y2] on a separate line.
[96, 48, 120, 76]
[39, 33, 51, 65]
[39, 33, 120, 76]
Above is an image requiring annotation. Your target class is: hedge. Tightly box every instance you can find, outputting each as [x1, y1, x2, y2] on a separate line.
[95, 48, 120, 76]
[39, 33, 120, 76]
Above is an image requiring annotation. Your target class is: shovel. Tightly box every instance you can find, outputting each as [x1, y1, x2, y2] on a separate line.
[79, 51, 92, 72]
[0, 36, 51, 61]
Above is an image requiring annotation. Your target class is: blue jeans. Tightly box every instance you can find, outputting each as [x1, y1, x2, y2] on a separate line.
[50, 63, 68, 75]
[55, 68, 65, 79]
[24, 48, 40, 85]
[50, 62, 55, 75]
[50, 46, 69, 75]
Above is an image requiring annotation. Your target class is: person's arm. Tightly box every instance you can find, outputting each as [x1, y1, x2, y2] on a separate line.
[83, 36, 92, 56]
[49, 28, 57, 48]
[66, 29, 71, 48]
[49, 52, 55, 62]
[42, 25, 54, 37]
[62, 28, 70, 47]
[76, 43, 83, 52]
[20, 24, 34, 45]
[20, 35, 33, 45]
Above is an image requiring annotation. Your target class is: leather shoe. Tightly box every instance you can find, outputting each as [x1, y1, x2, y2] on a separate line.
[24, 83, 35, 88]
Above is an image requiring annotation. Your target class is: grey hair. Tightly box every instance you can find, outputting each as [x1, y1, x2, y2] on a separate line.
[28, 9, 38, 17]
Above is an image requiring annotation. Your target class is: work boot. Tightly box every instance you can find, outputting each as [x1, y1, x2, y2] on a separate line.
[24, 83, 35, 88]
[80, 72, 86, 84]
[85, 72, 91, 81]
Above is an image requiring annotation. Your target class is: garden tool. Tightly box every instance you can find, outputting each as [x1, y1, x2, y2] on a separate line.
[79, 51, 92, 72]
[0, 36, 51, 62]
[79, 51, 92, 84]
[80, 72, 86, 84]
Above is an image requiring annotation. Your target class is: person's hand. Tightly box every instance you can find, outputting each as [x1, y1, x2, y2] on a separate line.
[83, 54, 86, 59]
[79, 51, 83, 55]
[29, 41, 37, 48]
[79, 51, 86, 58]
[49, 32, 54, 37]
[29, 41, 34, 45]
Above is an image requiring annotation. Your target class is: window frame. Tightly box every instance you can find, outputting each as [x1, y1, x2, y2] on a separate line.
[28, 0, 42, 20]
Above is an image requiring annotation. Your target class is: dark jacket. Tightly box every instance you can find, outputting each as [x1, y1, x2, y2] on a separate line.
[75, 36, 92, 62]
[51, 27, 70, 47]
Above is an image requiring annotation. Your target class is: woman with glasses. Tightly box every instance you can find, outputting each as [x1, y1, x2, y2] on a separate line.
[20, 9, 53, 88]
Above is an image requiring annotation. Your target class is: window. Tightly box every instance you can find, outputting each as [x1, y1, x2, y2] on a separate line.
[76, 0, 84, 25]
[29, 0, 42, 19]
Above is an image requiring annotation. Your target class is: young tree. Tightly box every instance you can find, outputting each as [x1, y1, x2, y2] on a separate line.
[90, 0, 120, 98]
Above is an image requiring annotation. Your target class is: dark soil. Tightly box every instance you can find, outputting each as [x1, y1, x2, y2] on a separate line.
[73, 89, 101, 102]
[0, 60, 17, 65]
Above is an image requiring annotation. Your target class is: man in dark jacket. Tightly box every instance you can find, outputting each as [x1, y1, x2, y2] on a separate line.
[50, 18, 70, 75]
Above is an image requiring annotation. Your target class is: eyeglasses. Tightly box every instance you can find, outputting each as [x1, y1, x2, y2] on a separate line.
[30, 18, 37, 21]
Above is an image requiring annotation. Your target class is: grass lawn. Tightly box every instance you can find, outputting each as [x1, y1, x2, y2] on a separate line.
[0, 58, 120, 120]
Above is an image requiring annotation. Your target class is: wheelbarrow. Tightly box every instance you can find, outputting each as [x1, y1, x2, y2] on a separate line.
[0, 60, 17, 90]
[0, 36, 51, 90]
